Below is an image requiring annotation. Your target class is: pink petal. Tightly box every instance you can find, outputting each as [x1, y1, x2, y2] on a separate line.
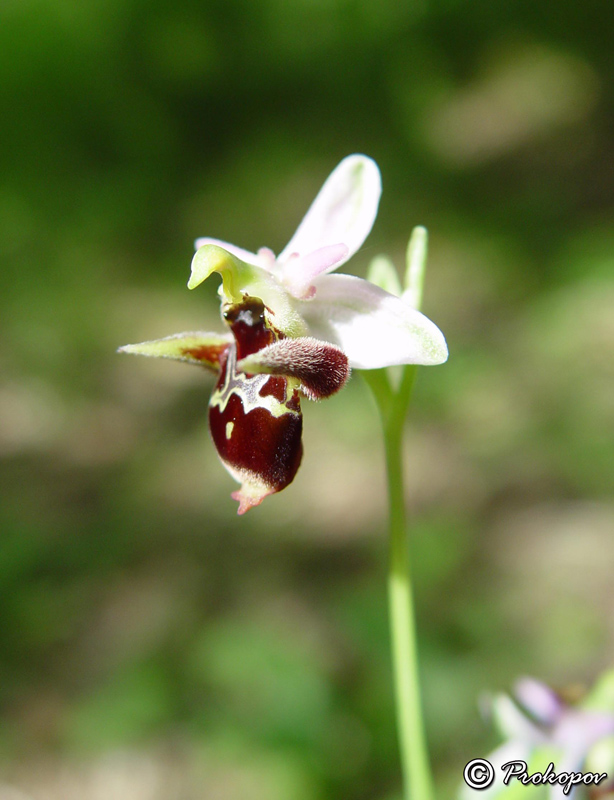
[515, 677, 564, 726]
[283, 243, 349, 299]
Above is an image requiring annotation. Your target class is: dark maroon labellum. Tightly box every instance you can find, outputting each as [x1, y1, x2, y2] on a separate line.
[209, 297, 303, 514]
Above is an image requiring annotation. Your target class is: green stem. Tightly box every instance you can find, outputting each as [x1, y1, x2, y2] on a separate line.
[375, 365, 434, 800]
[364, 225, 435, 798]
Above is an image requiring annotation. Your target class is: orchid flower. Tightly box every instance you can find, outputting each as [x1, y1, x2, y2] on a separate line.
[461, 676, 614, 800]
[119, 155, 448, 514]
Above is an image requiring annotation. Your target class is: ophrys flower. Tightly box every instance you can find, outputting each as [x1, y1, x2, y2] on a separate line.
[119, 155, 447, 513]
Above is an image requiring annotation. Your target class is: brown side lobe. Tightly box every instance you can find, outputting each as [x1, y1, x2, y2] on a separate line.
[180, 342, 229, 368]
[238, 337, 350, 400]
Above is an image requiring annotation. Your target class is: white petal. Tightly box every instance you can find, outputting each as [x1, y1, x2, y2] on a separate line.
[278, 155, 381, 271]
[194, 237, 260, 267]
[297, 274, 448, 369]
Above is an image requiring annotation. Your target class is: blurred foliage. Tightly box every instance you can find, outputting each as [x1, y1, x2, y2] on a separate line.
[1, 0, 614, 798]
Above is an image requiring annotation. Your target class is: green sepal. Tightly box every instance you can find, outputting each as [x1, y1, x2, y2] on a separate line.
[189, 244, 308, 338]
[582, 668, 614, 712]
[361, 367, 393, 421]
[404, 226, 428, 310]
[117, 331, 231, 370]
[367, 254, 402, 297]
[586, 734, 614, 777]
[189, 245, 254, 303]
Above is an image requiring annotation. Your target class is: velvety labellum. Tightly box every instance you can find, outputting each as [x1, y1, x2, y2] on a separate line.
[209, 297, 303, 514]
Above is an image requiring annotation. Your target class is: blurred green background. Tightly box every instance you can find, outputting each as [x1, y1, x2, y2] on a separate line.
[1, 0, 613, 798]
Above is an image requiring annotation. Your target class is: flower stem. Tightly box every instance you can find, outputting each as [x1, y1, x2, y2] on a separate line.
[363, 226, 437, 799]
[366, 365, 434, 800]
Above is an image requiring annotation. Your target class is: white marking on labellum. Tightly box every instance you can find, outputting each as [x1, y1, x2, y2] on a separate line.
[225, 421, 234, 439]
[210, 344, 300, 419]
